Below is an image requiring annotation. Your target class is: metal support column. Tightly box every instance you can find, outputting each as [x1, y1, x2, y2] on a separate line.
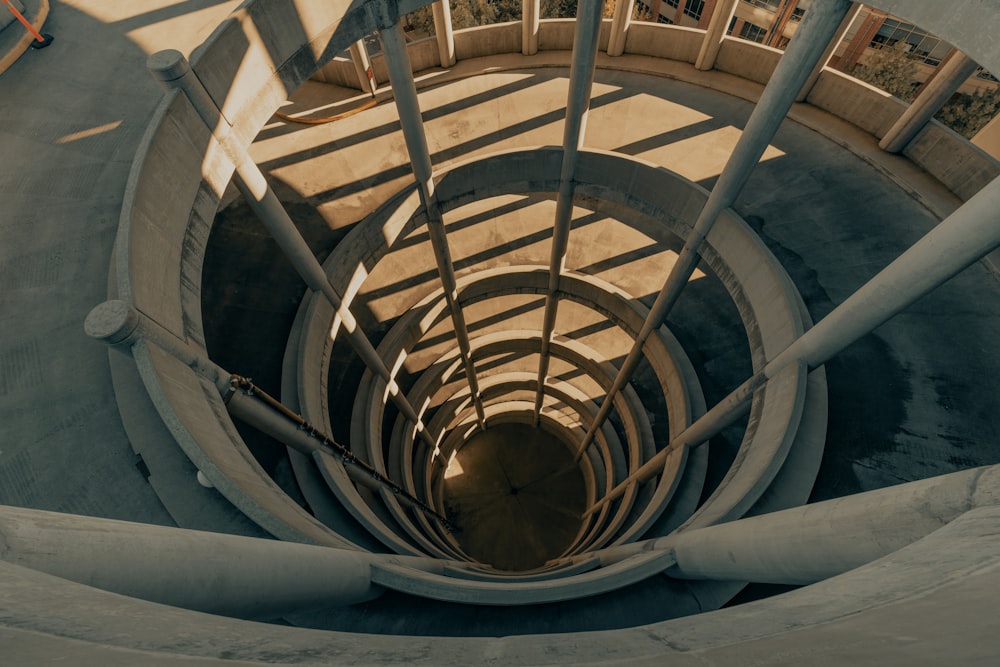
[146, 49, 435, 449]
[572, 0, 854, 461]
[533, 0, 606, 422]
[380, 23, 487, 429]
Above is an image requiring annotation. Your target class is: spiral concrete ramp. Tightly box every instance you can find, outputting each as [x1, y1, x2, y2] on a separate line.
[3, 0, 1000, 664]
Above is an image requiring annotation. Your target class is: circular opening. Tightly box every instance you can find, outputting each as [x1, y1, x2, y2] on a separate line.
[441, 422, 587, 570]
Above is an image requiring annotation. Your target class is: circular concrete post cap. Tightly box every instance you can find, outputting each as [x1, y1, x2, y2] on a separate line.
[147, 49, 190, 82]
[84, 300, 140, 345]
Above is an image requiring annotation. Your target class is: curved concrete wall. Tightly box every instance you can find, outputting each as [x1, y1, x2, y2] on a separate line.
[88, 0, 1000, 656]
[316, 19, 998, 202]
[113, 0, 1000, 560]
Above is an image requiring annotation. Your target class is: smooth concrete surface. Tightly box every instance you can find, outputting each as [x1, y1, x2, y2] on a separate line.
[0, 504, 381, 618]
[0, 0, 240, 524]
[442, 423, 586, 570]
[3, 0, 1000, 659]
[0, 0, 48, 75]
[3, 504, 1000, 664]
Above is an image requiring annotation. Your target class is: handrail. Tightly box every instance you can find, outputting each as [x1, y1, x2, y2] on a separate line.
[2, 0, 51, 48]
[224, 375, 457, 532]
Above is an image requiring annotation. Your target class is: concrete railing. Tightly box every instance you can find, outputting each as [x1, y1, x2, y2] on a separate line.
[804, 67, 906, 138]
[905, 121, 1000, 202]
[315, 20, 997, 204]
[289, 148, 821, 561]
[112, 0, 395, 546]
[109, 0, 991, 584]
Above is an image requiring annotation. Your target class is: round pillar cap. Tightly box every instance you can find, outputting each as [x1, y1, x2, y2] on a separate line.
[147, 49, 190, 82]
[84, 300, 140, 345]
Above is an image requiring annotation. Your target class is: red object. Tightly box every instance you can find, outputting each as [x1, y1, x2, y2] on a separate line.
[3, 0, 47, 43]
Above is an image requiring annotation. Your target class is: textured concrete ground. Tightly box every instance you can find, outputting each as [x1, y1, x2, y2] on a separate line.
[0, 0, 240, 521]
[2, 3, 1000, 640]
[214, 66, 1000, 509]
[442, 423, 586, 570]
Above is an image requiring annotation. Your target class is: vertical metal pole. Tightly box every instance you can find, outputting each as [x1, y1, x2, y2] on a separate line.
[573, 0, 854, 461]
[533, 0, 606, 423]
[146, 49, 436, 448]
[380, 25, 487, 430]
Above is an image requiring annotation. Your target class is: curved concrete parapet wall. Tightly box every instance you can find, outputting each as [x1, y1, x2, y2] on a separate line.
[0, 0, 50, 76]
[116, 33, 827, 563]
[82, 0, 999, 650]
[288, 148, 819, 555]
[317, 19, 999, 202]
[5, 497, 1000, 663]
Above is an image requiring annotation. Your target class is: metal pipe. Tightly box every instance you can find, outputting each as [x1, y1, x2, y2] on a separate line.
[225, 376, 456, 531]
[379, 24, 487, 430]
[572, 0, 854, 461]
[533, 0, 606, 421]
[146, 49, 436, 450]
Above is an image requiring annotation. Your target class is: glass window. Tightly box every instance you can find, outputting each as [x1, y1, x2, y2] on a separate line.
[976, 67, 999, 83]
[870, 18, 949, 66]
[683, 0, 705, 20]
[744, 0, 781, 11]
[739, 21, 767, 43]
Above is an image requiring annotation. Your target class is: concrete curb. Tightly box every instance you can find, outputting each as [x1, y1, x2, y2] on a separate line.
[0, 0, 50, 77]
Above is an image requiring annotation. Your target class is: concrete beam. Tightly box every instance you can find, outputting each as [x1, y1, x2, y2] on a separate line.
[795, 2, 863, 102]
[593, 464, 1000, 585]
[432, 0, 456, 67]
[695, 0, 738, 71]
[349, 40, 376, 95]
[0, 505, 382, 618]
[522, 0, 540, 55]
[607, 0, 635, 57]
[573, 0, 853, 460]
[879, 49, 980, 153]
[146, 49, 435, 448]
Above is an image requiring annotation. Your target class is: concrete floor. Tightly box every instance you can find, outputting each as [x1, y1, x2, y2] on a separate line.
[216, 66, 1000, 509]
[0, 0, 241, 524]
[3, 0, 1000, 639]
[442, 423, 586, 570]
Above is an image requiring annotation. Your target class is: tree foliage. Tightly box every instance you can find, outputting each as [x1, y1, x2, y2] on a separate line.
[936, 86, 1000, 139]
[409, 0, 649, 30]
[852, 41, 1000, 138]
[852, 41, 919, 102]
[409, 0, 523, 34]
